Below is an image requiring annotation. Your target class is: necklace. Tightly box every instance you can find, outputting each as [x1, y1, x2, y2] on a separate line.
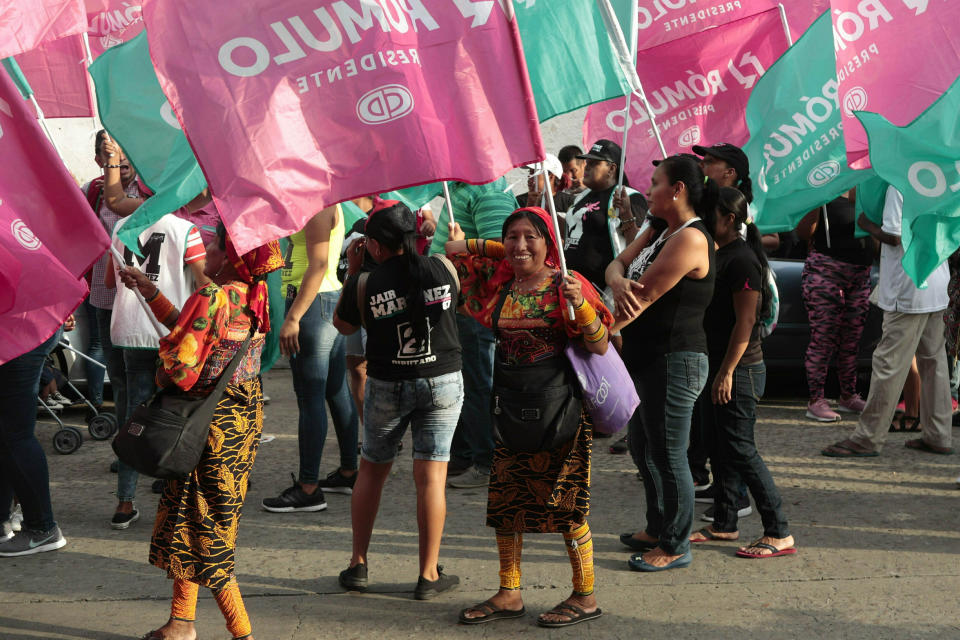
[513, 266, 552, 293]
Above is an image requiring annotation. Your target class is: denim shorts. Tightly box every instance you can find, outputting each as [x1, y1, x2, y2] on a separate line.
[345, 328, 367, 358]
[362, 371, 464, 463]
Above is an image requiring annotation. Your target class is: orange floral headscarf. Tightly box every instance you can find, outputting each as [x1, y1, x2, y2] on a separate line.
[225, 237, 283, 333]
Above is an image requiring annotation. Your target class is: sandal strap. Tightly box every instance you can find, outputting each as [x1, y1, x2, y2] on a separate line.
[544, 602, 586, 618]
[746, 541, 779, 554]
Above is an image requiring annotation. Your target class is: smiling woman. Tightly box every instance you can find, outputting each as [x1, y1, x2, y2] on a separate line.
[445, 207, 613, 629]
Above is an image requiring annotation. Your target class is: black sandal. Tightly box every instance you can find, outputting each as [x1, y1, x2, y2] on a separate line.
[889, 415, 921, 432]
[536, 602, 602, 628]
[458, 600, 526, 625]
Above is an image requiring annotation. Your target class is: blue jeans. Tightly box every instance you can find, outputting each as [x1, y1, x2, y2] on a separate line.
[362, 372, 464, 463]
[629, 351, 708, 555]
[289, 291, 358, 483]
[0, 329, 62, 531]
[81, 298, 106, 406]
[449, 314, 495, 471]
[117, 349, 159, 502]
[95, 307, 127, 428]
[709, 362, 789, 537]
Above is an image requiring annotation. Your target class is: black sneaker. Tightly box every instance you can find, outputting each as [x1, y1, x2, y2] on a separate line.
[694, 484, 716, 504]
[317, 469, 357, 495]
[0, 525, 66, 557]
[414, 566, 459, 600]
[701, 502, 753, 522]
[261, 474, 327, 513]
[609, 435, 628, 454]
[110, 509, 140, 530]
[339, 562, 368, 592]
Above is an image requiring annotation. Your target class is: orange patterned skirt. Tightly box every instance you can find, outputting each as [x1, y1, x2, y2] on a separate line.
[149, 380, 262, 590]
[486, 414, 593, 533]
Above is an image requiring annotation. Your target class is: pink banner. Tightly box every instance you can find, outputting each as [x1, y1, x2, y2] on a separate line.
[0, 71, 107, 363]
[831, 0, 960, 169]
[635, 0, 778, 50]
[144, 0, 544, 255]
[585, 10, 788, 192]
[0, 0, 85, 58]
[16, 1, 144, 118]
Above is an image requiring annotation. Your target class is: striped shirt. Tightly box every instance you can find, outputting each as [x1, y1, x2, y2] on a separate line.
[428, 178, 518, 255]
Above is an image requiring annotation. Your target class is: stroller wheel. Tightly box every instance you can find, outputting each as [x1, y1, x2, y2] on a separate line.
[88, 413, 117, 440]
[53, 427, 82, 454]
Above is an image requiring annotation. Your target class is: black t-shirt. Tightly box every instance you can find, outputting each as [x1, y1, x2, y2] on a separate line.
[813, 196, 873, 266]
[563, 186, 649, 291]
[338, 255, 461, 380]
[515, 191, 576, 216]
[620, 220, 715, 366]
[704, 238, 763, 368]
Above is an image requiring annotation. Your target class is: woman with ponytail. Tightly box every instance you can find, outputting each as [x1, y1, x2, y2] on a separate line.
[333, 201, 465, 600]
[688, 187, 796, 558]
[605, 155, 715, 572]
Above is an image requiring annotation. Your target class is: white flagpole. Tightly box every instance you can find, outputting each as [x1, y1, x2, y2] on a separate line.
[777, 3, 795, 46]
[540, 163, 576, 320]
[442, 181, 455, 228]
[81, 32, 108, 142]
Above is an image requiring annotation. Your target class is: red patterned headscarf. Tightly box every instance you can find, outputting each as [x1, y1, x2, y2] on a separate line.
[489, 206, 563, 289]
[225, 237, 284, 333]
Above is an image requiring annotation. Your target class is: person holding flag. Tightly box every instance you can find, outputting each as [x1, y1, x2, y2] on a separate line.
[447, 208, 612, 628]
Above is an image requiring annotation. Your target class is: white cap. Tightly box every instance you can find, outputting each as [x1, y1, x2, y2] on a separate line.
[524, 153, 563, 180]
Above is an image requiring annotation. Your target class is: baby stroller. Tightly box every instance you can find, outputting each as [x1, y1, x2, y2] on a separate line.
[37, 340, 119, 454]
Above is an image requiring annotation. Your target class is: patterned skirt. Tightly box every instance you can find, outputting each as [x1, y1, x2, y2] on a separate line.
[149, 380, 263, 591]
[486, 414, 593, 533]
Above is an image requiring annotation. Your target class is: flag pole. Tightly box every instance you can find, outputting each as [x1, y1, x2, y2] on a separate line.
[441, 181, 455, 228]
[540, 163, 576, 320]
[81, 33, 108, 139]
[777, 3, 795, 46]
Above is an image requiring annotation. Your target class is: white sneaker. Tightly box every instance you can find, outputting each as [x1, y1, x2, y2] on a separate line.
[447, 465, 490, 489]
[49, 391, 72, 406]
[10, 504, 22, 532]
[1, 521, 13, 543]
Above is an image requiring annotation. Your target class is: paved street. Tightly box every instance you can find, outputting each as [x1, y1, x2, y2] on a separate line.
[3, 369, 959, 639]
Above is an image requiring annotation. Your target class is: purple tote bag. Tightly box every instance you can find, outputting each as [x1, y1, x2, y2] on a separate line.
[565, 342, 639, 435]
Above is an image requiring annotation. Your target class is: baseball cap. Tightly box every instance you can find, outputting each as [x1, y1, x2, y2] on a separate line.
[692, 143, 750, 181]
[524, 153, 563, 179]
[577, 139, 622, 165]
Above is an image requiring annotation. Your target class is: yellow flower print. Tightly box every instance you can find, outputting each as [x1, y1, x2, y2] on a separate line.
[178, 333, 200, 368]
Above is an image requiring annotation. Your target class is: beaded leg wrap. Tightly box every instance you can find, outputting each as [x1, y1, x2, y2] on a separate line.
[563, 522, 595, 596]
[496, 530, 523, 591]
[171, 579, 198, 622]
[213, 577, 252, 639]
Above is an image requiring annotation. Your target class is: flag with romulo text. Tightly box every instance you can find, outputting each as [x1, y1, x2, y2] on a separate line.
[830, 0, 960, 170]
[89, 31, 208, 256]
[857, 74, 960, 286]
[0, 69, 109, 364]
[744, 11, 872, 233]
[143, 0, 545, 255]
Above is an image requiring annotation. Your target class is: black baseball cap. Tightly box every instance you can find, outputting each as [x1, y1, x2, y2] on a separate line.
[577, 139, 622, 165]
[692, 143, 750, 181]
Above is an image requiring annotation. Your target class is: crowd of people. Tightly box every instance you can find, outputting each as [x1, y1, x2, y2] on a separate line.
[1, 130, 957, 637]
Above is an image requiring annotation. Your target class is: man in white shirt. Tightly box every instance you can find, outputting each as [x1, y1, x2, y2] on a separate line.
[823, 186, 953, 457]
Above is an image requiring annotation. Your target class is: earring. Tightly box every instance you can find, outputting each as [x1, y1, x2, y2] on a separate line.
[214, 264, 225, 277]
[673, 194, 678, 201]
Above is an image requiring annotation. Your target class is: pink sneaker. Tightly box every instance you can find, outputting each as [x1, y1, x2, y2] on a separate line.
[806, 398, 841, 422]
[838, 394, 867, 414]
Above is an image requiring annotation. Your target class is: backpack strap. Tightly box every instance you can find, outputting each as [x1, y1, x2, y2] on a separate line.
[431, 254, 461, 296]
[491, 278, 513, 335]
[356, 272, 370, 329]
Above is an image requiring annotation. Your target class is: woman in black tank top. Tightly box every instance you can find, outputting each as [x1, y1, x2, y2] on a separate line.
[604, 155, 716, 572]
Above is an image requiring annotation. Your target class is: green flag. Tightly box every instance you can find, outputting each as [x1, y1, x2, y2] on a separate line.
[743, 12, 872, 233]
[89, 31, 207, 256]
[2, 57, 32, 99]
[857, 74, 960, 286]
[516, 0, 632, 122]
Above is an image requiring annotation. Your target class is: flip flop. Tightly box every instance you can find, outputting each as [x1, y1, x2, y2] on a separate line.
[889, 415, 922, 432]
[536, 602, 602, 628]
[458, 601, 526, 625]
[905, 438, 954, 455]
[690, 527, 739, 543]
[735, 541, 798, 559]
[821, 440, 878, 457]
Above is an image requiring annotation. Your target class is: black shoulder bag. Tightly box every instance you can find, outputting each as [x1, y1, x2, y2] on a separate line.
[490, 278, 582, 453]
[112, 333, 253, 479]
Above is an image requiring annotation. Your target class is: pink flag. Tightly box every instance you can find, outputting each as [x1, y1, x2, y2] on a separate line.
[16, 0, 145, 118]
[635, 0, 779, 50]
[144, 0, 544, 255]
[0, 70, 109, 362]
[585, 10, 788, 192]
[831, 0, 960, 170]
[0, 0, 86, 58]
